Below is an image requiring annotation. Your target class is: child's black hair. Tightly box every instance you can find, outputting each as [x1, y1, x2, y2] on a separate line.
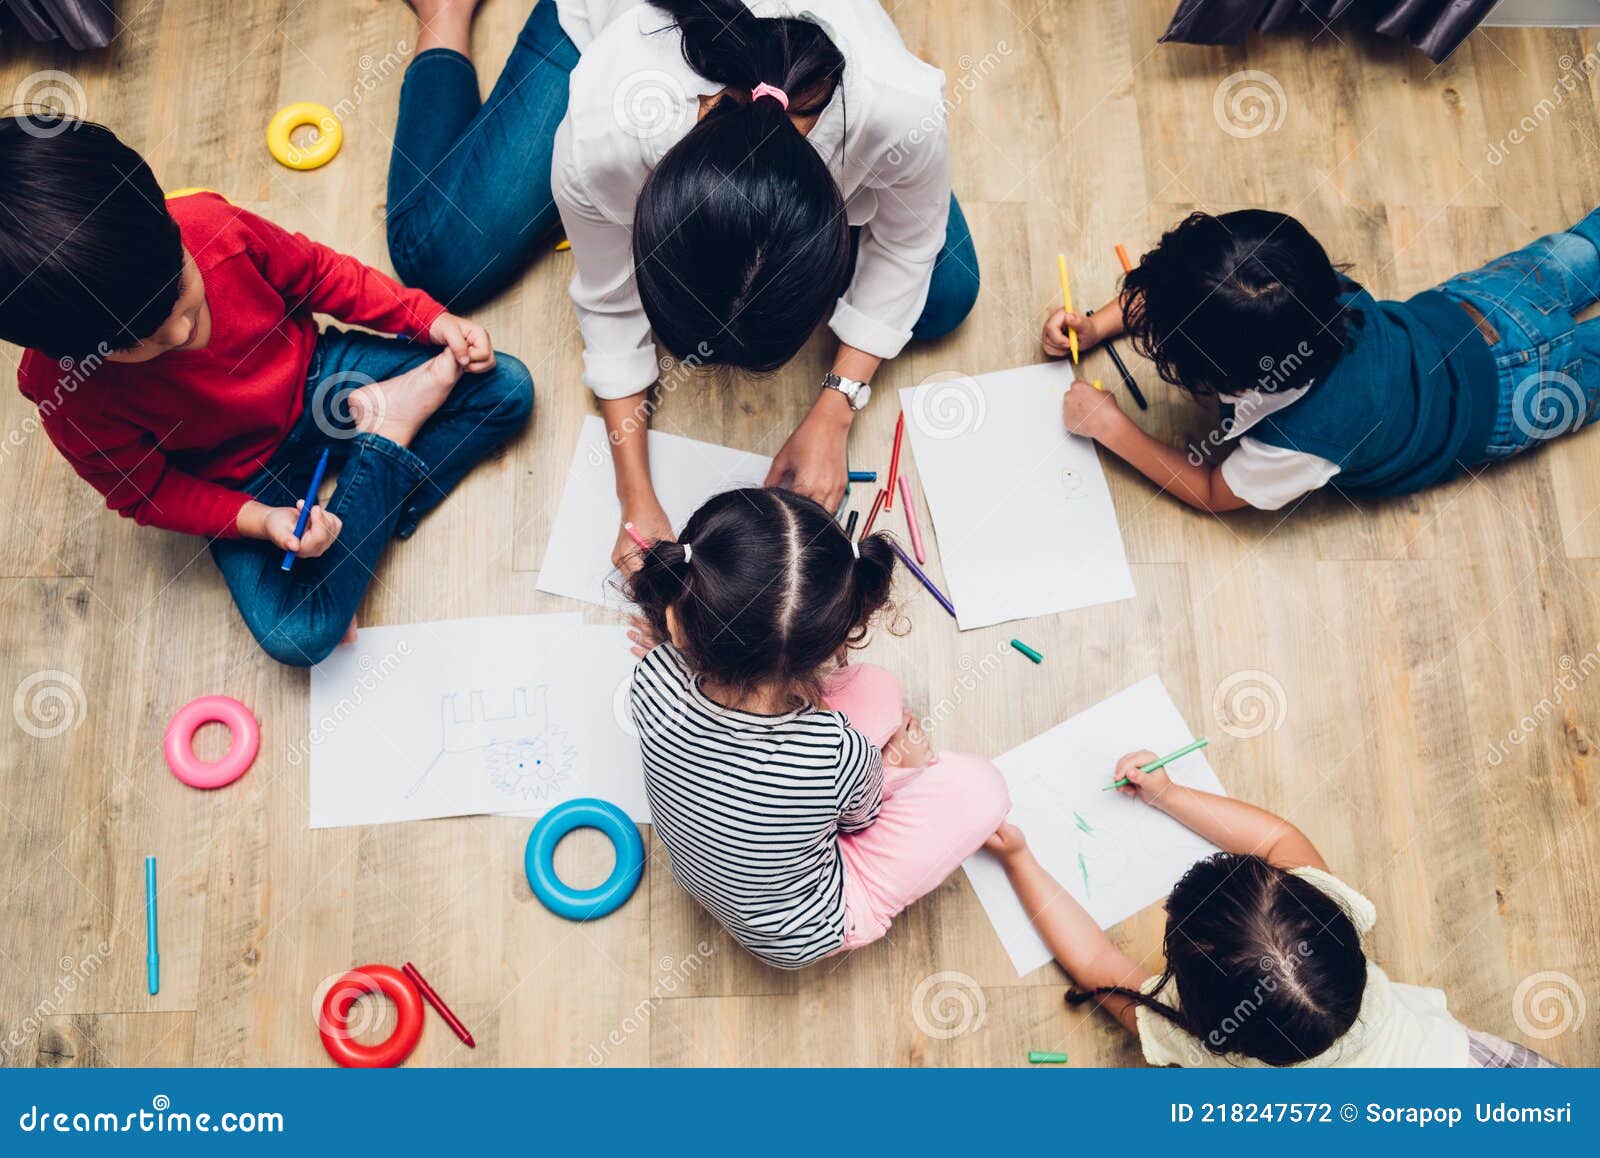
[625, 487, 898, 706]
[1120, 210, 1353, 398]
[633, 0, 851, 374]
[1069, 853, 1367, 1066]
[0, 115, 184, 358]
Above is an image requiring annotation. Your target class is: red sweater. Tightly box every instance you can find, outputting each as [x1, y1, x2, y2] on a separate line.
[17, 192, 445, 538]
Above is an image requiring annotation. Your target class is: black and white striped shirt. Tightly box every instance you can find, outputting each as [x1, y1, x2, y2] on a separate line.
[631, 644, 884, 968]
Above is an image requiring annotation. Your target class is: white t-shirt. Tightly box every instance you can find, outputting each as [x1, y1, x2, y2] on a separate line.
[1135, 866, 1473, 1068]
[1217, 384, 1342, 510]
[552, 0, 951, 398]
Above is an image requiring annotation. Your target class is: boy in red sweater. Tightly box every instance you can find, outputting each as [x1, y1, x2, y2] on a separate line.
[1, 117, 532, 666]
[1, 118, 537, 665]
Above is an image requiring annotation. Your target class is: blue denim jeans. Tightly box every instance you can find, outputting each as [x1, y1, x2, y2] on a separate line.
[209, 328, 533, 667]
[1437, 206, 1600, 460]
[385, 0, 978, 338]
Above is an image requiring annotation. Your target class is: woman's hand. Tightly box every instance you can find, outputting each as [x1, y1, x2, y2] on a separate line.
[1113, 749, 1175, 803]
[1043, 308, 1105, 358]
[428, 312, 496, 372]
[765, 393, 852, 509]
[612, 499, 672, 573]
[1062, 380, 1126, 442]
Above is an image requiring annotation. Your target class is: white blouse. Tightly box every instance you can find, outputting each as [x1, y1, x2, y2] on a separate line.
[553, 0, 952, 399]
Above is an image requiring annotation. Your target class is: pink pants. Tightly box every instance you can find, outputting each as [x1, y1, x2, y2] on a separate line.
[823, 664, 1011, 950]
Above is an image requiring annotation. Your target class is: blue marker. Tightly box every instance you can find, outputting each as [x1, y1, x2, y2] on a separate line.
[281, 447, 332, 571]
[847, 470, 877, 483]
[145, 855, 159, 996]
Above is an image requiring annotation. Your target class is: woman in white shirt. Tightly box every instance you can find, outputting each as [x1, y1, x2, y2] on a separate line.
[387, 1, 977, 564]
[985, 750, 1559, 1068]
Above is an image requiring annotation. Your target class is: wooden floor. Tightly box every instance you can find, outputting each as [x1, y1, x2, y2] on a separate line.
[3, 0, 1599, 1067]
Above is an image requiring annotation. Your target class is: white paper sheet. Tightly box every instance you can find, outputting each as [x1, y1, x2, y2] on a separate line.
[537, 415, 773, 607]
[963, 676, 1227, 975]
[897, 364, 1135, 630]
[308, 615, 648, 829]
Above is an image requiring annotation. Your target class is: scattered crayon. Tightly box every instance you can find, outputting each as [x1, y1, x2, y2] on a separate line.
[1011, 639, 1043, 664]
[848, 470, 877, 483]
[1028, 1051, 1069, 1064]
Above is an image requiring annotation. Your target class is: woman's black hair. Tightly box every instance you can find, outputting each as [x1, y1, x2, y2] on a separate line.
[634, 1, 850, 373]
[0, 116, 183, 357]
[1068, 853, 1368, 1066]
[1120, 210, 1353, 398]
[625, 488, 898, 705]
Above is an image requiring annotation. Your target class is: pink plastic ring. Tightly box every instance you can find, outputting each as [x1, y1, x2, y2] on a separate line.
[164, 695, 260, 789]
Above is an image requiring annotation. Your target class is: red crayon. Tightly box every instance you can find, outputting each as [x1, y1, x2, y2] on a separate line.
[860, 488, 889, 538]
[403, 961, 476, 1049]
[885, 413, 905, 511]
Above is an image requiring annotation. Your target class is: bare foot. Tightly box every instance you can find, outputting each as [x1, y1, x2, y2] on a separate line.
[347, 349, 462, 448]
[407, 0, 483, 55]
[341, 615, 359, 647]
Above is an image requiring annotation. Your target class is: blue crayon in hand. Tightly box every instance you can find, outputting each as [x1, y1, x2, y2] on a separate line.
[281, 448, 332, 571]
[145, 855, 159, 996]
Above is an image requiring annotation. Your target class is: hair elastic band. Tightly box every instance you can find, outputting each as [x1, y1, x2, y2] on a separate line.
[850, 539, 860, 560]
[751, 82, 790, 110]
[682, 543, 693, 564]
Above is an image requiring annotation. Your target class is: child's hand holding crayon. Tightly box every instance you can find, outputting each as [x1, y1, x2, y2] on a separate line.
[261, 500, 343, 560]
[1061, 378, 1124, 441]
[1111, 749, 1175, 802]
[1042, 308, 1106, 359]
[428, 312, 497, 373]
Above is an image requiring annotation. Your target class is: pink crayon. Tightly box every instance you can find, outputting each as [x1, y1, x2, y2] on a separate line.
[898, 477, 926, 565]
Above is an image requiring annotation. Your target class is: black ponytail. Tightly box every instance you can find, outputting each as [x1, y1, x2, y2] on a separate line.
[635, 1, 850, 374]
[623, 487, 901, 705]
[1068, 853, 1368, 1066]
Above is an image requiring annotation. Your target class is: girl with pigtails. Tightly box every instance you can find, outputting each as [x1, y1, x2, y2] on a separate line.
[622, 488, 1009, 968]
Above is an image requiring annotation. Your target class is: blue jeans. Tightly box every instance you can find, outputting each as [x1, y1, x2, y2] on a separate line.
[209, 329, 533, 667]
[385, 0, 978, 339]
[1438, 207, 1600, 460]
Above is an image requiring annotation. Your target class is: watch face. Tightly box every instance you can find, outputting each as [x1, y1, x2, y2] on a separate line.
[854, 382, 872, 410]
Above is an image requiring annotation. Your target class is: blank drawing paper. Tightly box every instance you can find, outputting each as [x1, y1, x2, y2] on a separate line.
[963, 676, 1228, 976]
[538, 415, 772, 607]
[897, 364, 1135, 630]
[308, 615, 648, 829]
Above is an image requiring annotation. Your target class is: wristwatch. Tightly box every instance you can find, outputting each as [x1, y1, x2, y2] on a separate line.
[821, 372, 873, 411]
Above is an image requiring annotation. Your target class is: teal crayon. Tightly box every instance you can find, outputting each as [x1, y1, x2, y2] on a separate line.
[145, 855, 159, 996]
[1011, 639, 1043, 664]
[1106, 737, 1210, 789]
[848, 470, 877, 482]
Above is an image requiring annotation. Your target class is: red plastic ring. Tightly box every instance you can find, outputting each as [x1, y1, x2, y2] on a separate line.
[318, 963, 424, 1068]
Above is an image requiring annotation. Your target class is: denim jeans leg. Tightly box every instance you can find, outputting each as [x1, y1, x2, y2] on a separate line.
[386, 0, 580, 308]
[911, 194, 981, 341]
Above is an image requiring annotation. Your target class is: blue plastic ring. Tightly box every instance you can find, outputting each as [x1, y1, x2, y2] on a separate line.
[524, 798, 644, 921]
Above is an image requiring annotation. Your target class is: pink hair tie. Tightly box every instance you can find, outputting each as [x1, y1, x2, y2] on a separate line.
[750, 82, 790, 110]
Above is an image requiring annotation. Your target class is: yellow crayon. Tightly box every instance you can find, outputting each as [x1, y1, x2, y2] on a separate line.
[1057, 253, 1079, 364]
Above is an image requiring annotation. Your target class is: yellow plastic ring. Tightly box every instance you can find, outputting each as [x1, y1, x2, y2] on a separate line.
[265, 102, 342, 171]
